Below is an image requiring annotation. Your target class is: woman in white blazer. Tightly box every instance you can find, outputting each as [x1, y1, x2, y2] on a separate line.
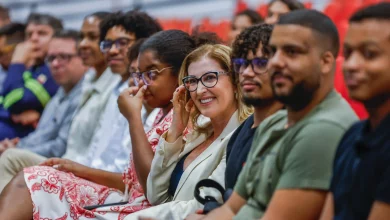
[125, 44, 252, 220]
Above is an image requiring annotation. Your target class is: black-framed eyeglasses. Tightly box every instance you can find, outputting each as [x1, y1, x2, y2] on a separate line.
[46, 53, 77, 64]
[232, 57, 268, 75]
[100, 37, 134, 54]
[182, 71, 229, 92]
[132, 66, 173, 86]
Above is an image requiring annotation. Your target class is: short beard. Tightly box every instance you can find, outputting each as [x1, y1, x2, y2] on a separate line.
[273, 81, 320, 111]
[243, 96, 275, 107]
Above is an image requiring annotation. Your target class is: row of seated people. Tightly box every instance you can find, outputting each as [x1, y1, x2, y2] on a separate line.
[0, 0, 366, 145]
[0, 0, 298, 143]
[0, 2, 389, 220]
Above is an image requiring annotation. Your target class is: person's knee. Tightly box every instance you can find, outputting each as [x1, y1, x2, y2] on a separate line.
[1, 148, 22, 161]
[0, 148, 21, 172]
[9, 171, 27, 189]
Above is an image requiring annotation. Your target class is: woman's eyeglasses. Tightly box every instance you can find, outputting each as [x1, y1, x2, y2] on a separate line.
[232, 57, 268, 75]
[100, 37, 134, 54]
[182, 71, 229, 92]
[131, 66, 173, 86]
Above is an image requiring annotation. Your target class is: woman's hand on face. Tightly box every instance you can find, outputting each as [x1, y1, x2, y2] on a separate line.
[117, 85, 147, 121]
[166, 85, 194, 142]
[40, 158, 88, 178]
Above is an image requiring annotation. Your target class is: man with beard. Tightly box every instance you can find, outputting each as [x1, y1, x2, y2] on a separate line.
[201, 9, 358, 220]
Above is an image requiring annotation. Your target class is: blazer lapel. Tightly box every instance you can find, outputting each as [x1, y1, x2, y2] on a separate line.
[173, 111, 241, 199]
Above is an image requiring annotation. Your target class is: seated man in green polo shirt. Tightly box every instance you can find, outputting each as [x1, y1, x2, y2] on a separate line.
[199, 9, 358, 220]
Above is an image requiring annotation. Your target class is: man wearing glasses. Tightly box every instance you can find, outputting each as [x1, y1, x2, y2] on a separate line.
[0, 30, 87, 192]
[63, 10, 162, 164]
[0, 23, 25, 93]
[75, 10, 162, 172]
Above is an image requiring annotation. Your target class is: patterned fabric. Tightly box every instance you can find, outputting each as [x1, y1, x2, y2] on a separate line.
[24, 109, 173, 220]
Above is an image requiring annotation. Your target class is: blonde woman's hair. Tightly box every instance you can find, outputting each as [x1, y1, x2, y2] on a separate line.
[178, 44, 253, 134]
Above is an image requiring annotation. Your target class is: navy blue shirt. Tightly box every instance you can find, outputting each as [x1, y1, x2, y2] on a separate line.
[168, 151, 192, 197]
[331, 114, 390, 220]
[225, 115, 255, 189]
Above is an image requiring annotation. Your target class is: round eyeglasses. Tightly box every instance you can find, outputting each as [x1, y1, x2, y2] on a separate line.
[132, 66, 173, 86]
[100, 37, 134, 54]
[232, 57, 268, 75]
[182, 71, 229, 92]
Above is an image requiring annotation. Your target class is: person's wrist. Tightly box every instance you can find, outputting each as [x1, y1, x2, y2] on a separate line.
[128, 110, 140, 120]
[75, 164, 90, 178]
[11, 56, 27, 65]
[166, 129, 182, 143]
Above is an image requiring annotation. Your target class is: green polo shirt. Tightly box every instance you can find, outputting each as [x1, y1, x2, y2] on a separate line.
[234, 90, 358, 220]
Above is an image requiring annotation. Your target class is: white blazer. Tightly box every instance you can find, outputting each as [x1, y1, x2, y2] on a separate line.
[124, 111, 240, 220]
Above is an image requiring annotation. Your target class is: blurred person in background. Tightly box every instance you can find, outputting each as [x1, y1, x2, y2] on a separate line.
[321, 3, 390, 220]
[0, 10, 161, 195]
[78, 38, 160, 173]
[227, 9, 263, 46]
[0, 23, 25, 93]
[0, 5, 10, 28]
[64, 10, 162, 165]
[62, 11, 120, 161]
[0, 30, 88, 192]
[264, 0, 304, 25]
[79, 12, 111, 80]
[0, 13, 63, 140]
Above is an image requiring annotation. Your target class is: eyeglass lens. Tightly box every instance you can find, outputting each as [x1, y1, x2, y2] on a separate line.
[233, 57, 268, 74]
[183, 72, 220, 92]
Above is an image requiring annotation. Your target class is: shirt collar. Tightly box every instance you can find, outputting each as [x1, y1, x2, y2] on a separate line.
[114, 79, 129, 96]
[91, 68, 119, 94]
[356, 114, 390, 149]
[292, 89, 340, 125]
[56, 76, 84, 103]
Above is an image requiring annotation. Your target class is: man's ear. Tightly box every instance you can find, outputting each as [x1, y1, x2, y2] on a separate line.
[320, 51, 335, 76]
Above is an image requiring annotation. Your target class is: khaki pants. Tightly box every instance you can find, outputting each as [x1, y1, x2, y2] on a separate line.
[0, 148, 47, 193]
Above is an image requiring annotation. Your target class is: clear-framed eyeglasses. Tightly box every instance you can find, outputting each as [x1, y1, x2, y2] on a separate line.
[131, 66, 173, 86]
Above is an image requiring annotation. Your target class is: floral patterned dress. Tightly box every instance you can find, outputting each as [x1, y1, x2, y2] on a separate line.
[24, 109, 173, 220]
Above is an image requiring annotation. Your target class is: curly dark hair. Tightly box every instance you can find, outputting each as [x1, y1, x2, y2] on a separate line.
[99, 10, 162, 42]
[127, 38, 146, 63]
[232, 23, 274, 59]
